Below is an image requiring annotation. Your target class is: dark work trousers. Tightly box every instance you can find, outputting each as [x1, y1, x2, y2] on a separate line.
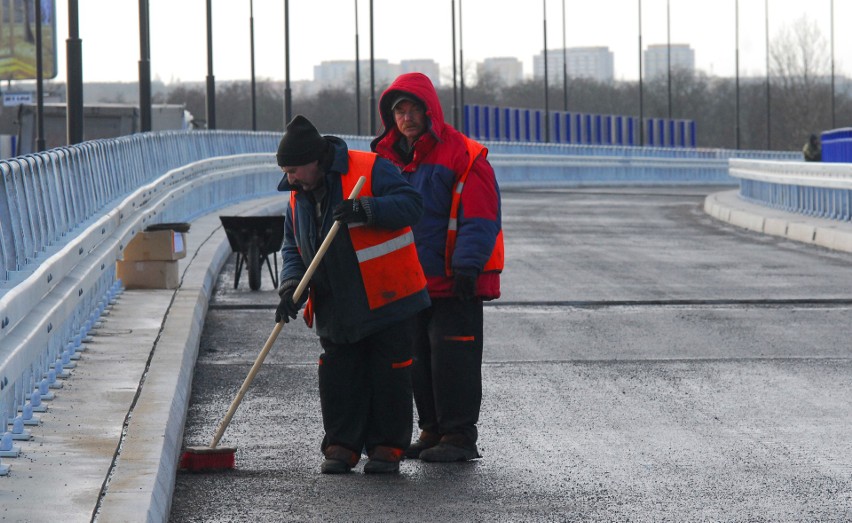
[318, 317, 415, 456]
[411, 297, 484, 445]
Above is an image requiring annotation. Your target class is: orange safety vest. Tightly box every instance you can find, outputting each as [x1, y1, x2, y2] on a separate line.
[290, 151, 426, 325]
[444, 137, 505, 277]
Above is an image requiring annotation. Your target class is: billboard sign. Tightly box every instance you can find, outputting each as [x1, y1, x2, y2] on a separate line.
[0, 0, 57, 80]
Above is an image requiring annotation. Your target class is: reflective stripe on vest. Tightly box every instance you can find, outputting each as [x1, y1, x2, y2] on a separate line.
[353, 229, 416, 263]
[444, 137, 505, 277]
[342, 151, 426, 310]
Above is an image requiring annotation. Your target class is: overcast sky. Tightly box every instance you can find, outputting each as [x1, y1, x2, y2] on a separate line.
[31, 0, 850, 85]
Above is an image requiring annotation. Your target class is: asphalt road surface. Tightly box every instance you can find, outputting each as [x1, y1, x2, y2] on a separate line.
[170, 187, 852, 522]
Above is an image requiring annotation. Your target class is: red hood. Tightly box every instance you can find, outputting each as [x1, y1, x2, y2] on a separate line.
[371, 72, 446, 150]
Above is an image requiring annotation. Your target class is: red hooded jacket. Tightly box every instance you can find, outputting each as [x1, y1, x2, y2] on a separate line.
[371, 72, 502, 299]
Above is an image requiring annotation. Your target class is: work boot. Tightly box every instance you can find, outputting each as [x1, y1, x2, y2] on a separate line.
[419, 434, 480, 462]
[404, 430, 441, 459]
[363, 445, 403, 474]
[321, 444, 359, 474]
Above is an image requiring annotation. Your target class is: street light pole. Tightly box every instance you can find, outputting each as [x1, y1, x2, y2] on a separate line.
[66, 0, 84, 144]
[543, 0, 550, 143]
[830, 0, 836, 129]
[452, 0, 458, 129]
[139, 0, 151, 132]
[666, 0, 671, 120]
[355, 0, 362, 135]
[459, 0, 466, 135]
[284, 0, 292, 124]
[735, 0, 740, 150]
[369, 0, 376, 135]
[765, 0, 771, 149]
[250, 0, 257, 131]
[562, 0, 568, 111]
[35, 0, 45, 151]
[638, 0, 643, 146]
[205, 0, 216, 129]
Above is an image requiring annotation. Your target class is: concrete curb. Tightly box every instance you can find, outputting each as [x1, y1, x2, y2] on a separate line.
[96, 196, 287, 523]
[704, 190, 852, 254]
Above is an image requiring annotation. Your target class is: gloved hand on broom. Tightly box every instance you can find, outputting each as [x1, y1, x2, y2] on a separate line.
[275, 279, 305, 323]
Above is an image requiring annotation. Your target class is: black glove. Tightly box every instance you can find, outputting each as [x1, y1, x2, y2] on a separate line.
[275, 285, 300, 323]
[332, 198, 369, 224]
[452, 271, 478, 301]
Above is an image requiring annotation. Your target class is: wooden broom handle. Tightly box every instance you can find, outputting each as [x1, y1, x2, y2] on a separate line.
[209, 175, 367, 448]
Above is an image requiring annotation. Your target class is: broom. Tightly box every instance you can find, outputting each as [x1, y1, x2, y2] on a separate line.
[179, 175, 367, 472]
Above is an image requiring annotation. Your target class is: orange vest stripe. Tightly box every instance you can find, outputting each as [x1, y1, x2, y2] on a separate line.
[444, 137, 505, 276]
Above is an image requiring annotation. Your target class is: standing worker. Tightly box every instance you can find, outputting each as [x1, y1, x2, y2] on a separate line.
[371, 73, 504, 462]
[803, 134, 822, 162]
[275, 115, 430, 474]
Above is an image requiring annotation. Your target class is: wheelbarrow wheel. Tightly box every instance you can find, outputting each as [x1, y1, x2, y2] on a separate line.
[247, 238, 262, 291]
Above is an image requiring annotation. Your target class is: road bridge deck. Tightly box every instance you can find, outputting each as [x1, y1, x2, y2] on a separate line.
[4, 187, 851, 522]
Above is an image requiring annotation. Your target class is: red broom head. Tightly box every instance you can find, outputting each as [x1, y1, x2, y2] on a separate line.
[179, 446, 236, 472]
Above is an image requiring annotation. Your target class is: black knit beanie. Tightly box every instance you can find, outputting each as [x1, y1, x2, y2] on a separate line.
[276, 115, 328, 167]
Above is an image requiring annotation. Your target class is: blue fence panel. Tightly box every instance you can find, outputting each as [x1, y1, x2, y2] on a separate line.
[534, 111, 542, 142]
[821, 127, 852, 163]
[554, 112, 562, 143]
[627, 118, 635, 146]
[492, 107, 499, 141]
[513, 109, 521, 141]
[595, 115, 603, 145]
[605, 116, 613, 145]
[615, 117, 623, 146]
[564, 113, 572, 144]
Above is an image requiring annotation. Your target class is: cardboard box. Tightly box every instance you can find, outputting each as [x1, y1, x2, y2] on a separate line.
[116, 260, 180, 289]
[123, 230, 187, 261]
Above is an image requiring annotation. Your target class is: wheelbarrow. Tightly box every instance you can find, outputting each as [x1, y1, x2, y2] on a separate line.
[219, 216, 285, 291]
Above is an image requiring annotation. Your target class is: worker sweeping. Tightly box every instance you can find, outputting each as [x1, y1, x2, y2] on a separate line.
[275, 115, 430, 474]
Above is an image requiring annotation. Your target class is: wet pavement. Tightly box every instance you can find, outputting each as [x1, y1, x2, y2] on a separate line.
[170, 187, 852, 522]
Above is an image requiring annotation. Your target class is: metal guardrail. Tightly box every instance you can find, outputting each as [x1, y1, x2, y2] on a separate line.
[0, 130, 804, 477]
[0, 130, 287, 476]
[730, 159, 852, 221]
[485, 143, 797, 187]
[0, 131, 280, 286]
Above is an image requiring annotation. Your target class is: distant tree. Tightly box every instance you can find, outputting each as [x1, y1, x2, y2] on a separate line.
[24, 0, 35, 43]
[148, 26, 852, 151]
[769, 15, 832, 150]
[293, 87, 359, 135]
[158, 85, 206, 127]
